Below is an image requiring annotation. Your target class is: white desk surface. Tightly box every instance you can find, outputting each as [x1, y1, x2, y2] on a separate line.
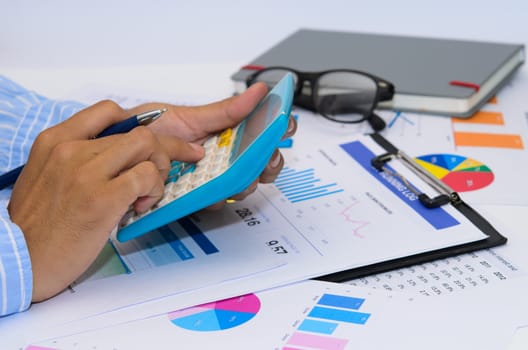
[1, 1, 528, 348]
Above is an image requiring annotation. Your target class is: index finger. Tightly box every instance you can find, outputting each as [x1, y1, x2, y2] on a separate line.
[89, 127, 204, 180]
[54, 100, 130, 140]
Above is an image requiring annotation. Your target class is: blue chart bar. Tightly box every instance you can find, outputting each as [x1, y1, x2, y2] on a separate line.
[177, 217, 219, 255]
[308, 306, 370, 325]
[298, 319, 338, 335]
[134, 225, 194, 266]
[158, 225, 194, 261]
[318, 293, 365, 310]
[274, 167, 343, 203]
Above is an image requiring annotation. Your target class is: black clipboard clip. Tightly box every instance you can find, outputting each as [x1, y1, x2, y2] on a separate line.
[371, 151, 461, 209]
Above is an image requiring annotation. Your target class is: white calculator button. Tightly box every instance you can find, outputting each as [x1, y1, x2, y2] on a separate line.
[178, 172, 192, 186]
[203, 136, 218, 148]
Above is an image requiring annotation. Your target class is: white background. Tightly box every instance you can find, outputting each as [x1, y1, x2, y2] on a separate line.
[2, 0, 527, 69]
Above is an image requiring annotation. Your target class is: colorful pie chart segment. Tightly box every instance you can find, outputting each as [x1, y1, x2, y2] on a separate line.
[168, 294, 260, 331]
[414, 154, 494, 192]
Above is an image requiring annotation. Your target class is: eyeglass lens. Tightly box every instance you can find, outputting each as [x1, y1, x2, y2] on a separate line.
[315, 72, 377, 123]
[250, 69, 378, 124]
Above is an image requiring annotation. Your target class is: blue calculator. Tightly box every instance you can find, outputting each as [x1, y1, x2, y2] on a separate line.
[116, 73, 294, 242]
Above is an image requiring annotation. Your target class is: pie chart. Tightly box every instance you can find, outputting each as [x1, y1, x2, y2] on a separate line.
[414, 154, 494, 192]
[167, 294, 261, 331]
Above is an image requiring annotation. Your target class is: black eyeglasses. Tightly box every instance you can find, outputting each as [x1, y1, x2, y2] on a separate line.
[246, 67, 395, 132]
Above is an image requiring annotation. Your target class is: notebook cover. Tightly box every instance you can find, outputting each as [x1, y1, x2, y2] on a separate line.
[232, 28, 525, 117]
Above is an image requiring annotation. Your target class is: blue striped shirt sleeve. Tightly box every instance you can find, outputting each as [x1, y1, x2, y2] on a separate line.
[0, 75, 85, 317]
[0, 195, 32, 317]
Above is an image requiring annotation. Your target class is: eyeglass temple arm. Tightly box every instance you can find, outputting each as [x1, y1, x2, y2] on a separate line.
[377, 81, 395, 102]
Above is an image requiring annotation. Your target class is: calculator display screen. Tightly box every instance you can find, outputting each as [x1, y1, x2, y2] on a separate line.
[234, 93, 282, 160]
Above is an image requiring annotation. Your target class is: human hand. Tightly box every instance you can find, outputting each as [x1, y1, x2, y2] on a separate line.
[8, 101, 203, 302]
[129, 82, 297, 209]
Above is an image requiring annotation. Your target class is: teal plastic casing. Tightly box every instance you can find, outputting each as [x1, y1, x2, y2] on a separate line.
[117, 73, 294, 242]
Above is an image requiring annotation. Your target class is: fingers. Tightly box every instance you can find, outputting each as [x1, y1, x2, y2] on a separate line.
[16, 101, 129, 186]
[108, 161, 166, 214]
[54, 100, 130, 140]
[157, 134, 205, 162]
[283, 114, 297, 140]
[147, 83, 269, 141]
[89, 127, 203, 180]
[127, 94, 293, 215]
[192, 82, 269, 134]
[229, 179, 259, 201]
[257, 114, 295, 184]
[259, 149, 284, 184]
[91, 127, 204, 214]
[222, 82, 269, 128]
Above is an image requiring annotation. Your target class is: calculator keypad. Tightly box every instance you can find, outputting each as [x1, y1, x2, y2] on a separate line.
[119, 125, 240, 228]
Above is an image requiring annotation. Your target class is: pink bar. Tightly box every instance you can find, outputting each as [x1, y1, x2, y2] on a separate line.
[26, 346, 58, 350]
[288, 332, 349, 350]
[282, 347, 302, 350]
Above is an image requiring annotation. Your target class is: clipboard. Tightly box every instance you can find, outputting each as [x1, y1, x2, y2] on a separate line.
[317, 132, 508, 283]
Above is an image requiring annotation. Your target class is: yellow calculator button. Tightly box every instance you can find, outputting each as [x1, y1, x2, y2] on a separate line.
[217, 128, 233, 147]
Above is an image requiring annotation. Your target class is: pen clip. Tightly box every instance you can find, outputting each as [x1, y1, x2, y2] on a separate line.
[371, 152, 459, 208]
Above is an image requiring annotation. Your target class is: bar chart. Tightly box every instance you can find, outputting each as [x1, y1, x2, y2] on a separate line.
[274, 167, 344, 203]
[283, 293, 371, 350]
[78, 216, 222, 282]
[113, 217, 220, 272]
[452, 108, 524, 149]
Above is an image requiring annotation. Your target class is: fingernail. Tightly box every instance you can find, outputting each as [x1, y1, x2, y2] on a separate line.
[190, 143, 204, 154]
[269, 150, 282, 168]
[247, 182, 258, 194]
[287, 115, 296, 133]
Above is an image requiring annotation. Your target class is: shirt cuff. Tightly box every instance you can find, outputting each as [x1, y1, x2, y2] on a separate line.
[0, 195, 33, 317]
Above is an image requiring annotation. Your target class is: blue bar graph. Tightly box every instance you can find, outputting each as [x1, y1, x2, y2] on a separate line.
[318, 294, 365, 310]
[158, 225, 194, 261]
[289, 293, 372, 347]
[177, 217, 219, 255]
[113, 216, 221, 272]
[308, 306, 370, 325]
[134, 226, 194, 266]
[298, 319, 338, 335]
[274, 167, 343, 203]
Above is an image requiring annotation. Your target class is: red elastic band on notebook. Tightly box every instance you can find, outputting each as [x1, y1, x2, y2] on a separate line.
[449, 80, 480, 92]
[241, 65, 266, 71]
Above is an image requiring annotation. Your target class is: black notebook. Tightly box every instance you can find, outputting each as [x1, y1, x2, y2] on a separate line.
[231, 28, 525, 118]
